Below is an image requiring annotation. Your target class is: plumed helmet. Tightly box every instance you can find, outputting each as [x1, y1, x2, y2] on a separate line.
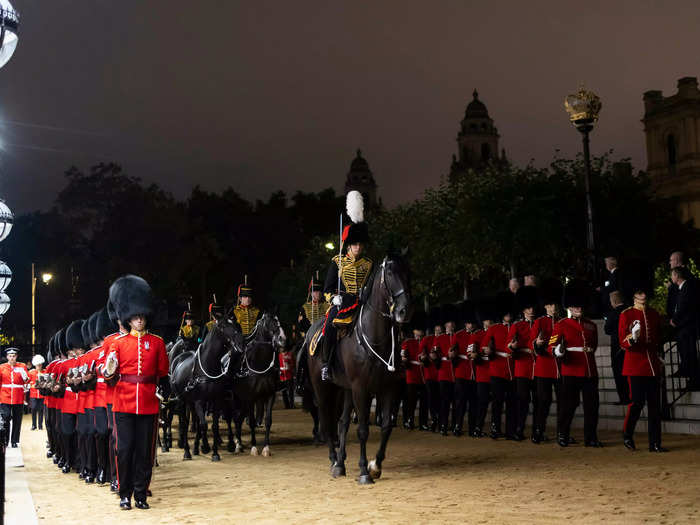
[96, 307, 116, 339]
[516, 286, 539, 312]
[342, 222, 369, 246]
[32, 354, 45, 367]
[66, 320, 86, 350]
[563, 279, 592, 309]
[109, 274, 154, 327]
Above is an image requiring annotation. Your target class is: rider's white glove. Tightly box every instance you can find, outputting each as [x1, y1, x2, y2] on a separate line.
[631, 320, 641, 342]
[331, 295, 343, 307]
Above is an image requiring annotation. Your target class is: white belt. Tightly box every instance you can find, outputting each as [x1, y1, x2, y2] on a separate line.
[567, 347, 584, 352]
[440, 357, 449, 361]
[479, 356, 489, 361]
[409, 360, 421, 366]
[495, 352, 510, 358]
[65, 387, 73, 392]
[1, 384, 24, 388]
[96, 378, 105, 383]
[515, 348, 533, 354]
[458, 355, 469, 360]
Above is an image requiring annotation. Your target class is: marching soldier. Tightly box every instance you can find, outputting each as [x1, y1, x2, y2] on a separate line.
[421, 310, 442, 432]
[483, 293, 516, 440]
[233, 279, 262, 337]
[618, 287, 667, 452]
[453, 301, 478, 437]
[28, 354, 46, 431]
[320, 191, 372, 381]
[509, 286, 539, 441]
[401, 311, 427, 430]
[0, 348, 29, 447]
[59, 320, 84, 473]
[178, 311, 200, 342]
[471, 298, 495, 438]
[105, 275, 169, 510]
[278, 345, 296, 409]
[298, 274, 330, 336]
[549, 279, 602, 448]
[530, 281, 563, 443]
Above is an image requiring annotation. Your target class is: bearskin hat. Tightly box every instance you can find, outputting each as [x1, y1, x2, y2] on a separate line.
[496, 291, 516, 320]
[516, 286, 539, 312]
[409, 310, 427, 333]
[441, 303, 460, 325]
[539, 278, 563, 307]
[427, 306, 444, 332]
[459, 300, 478, 325]
[66, 320, 86, 350]
[87, 310, 102, 345]
[476, 296, 499, 324]
[107, 299, 119, 324]
[55, 327, 67, 357]
[81, 316, 94, 348]
[109, 274, 154, 327]
[95, 307, 115, 340]
[563, 279, 592, 309]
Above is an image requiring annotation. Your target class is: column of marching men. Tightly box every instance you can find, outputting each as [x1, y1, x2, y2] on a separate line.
[28, 274, 169, 511]
[398, 279, 669, 452]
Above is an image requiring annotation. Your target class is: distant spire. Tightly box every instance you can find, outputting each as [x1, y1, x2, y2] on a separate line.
[356, 148, 362, 158]
[473, 89, 479, 100]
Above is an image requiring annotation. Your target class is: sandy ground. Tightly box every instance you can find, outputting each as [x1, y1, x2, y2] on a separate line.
[14, 409, 700, 525]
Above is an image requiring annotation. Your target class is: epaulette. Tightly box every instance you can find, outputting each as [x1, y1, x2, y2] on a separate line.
[116, 333, 129, 339]
[149, 333, 163, 341]
[332, 254, 340, 264]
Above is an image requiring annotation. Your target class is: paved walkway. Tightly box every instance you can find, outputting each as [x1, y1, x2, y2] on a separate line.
[4, 443, 38, 525]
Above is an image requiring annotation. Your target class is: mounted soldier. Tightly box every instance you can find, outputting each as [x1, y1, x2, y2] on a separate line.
[298, 272, 330, 338]
[200, 299, 225, 342]
[178, 310, 200, 342]
[320, 190, 373, 381]
[233, 278, 261, 337]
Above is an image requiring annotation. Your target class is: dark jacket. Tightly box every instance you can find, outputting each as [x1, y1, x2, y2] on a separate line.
[671, 279, 698, 333]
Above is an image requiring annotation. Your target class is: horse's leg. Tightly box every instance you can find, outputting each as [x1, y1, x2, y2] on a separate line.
[226, 411, 235, 453]
[370, 387, 397, 480]
[332, 390, 352, 477]
[211, 403, 221, 462]
[193, 402, 201, 456]
[232, 402, 244, 453]
[249, 403, 258, 456]
[160, 407, 169, 453]
[352, 388, 373, 484]
[181, 403, 192, 460]
[310, 397, 321, 444]
[199, 402, 211, 455]
[261, 394, 274, 457]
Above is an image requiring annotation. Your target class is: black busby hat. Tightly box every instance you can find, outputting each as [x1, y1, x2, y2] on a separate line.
[342, 190, 369, 247]
[563, 279, 592, 309]
[441, 303, 460, 325]
[459, 300, 478, 325]
[409, 310, 427, 332]
[55, 327, 67, 357]
[476, 296, 498, 324]
[106, 299, 119, 324]
[238, 284, 253, 298]
[109, 274, 154, 327]
[342, 222, 369, 246]
[88, 310, 102, 344]
[95, 307, 115, 340]
[516, 286, 539, 312]
[47, 333, 55, 362]
[66, 320, 86, 350]
[81, 316, 94, 348]
[496, 291, 516, 320]
[539, 278, 563, 307]
[183, 310, 194, 321]
[427, 306, 444, 331]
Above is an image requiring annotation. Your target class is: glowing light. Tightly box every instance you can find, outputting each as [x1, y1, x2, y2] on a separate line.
[41, 273, 53, 284]
[324, 242, 335, 250]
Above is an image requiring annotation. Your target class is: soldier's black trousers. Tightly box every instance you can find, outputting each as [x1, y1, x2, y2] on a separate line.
[403, 383, 428, 427]
[438, 380, 454, 429]
[61, 412, 77, 468]
[535, 377, 560, 435]
[454, 378, 477, 432]
[45, 406, 55, 452]
[53, 408, 63, 459]
[490, 377, 516, 435]
[623, 376, 662, 446]
[425, 380, 440, 425]
[610, 341, 629, 403]
[115, 412, 156, 501]
[107, 404, 117, 483]
[558, 376, 599, 442]
[515, 377, 536, 435]
[280, 380, 294, 409]
[0, 404, 24, 445]
[30, 398, 44, 429]
[475, 381, 490, 430]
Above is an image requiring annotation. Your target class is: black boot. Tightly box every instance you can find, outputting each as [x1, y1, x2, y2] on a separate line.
[649, 443, 669, 453]
[489, 423, 503, 440]
[96, 468, 107, 485]
[557, 433, 569, 447]
[119, 497, 131, 510]
[452, 425, 462, 437]
[531, 428, 542, 444]
[623, 434, 636, 451]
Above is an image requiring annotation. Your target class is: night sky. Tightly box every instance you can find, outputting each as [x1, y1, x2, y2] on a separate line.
[1, 1, 699, 213]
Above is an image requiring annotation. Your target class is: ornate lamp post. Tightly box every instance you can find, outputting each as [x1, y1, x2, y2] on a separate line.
[565, 85, 602, 281]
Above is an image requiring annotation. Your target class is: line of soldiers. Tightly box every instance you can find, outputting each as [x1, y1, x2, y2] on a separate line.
[398, 279, 668, 452]
[33, 274, 169, 510]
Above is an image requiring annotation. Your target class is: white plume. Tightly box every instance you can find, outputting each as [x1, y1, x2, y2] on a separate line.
[32, 354, 45, 367]
[346, 190, 364, 224]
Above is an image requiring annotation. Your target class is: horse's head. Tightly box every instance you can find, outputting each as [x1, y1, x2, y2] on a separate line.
[210, 314, 244, 354]
[258, 312, 286, 349]
[377, 252, 413, 324]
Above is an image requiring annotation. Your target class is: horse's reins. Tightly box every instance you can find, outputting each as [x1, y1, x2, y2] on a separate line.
[355, 258, 404, 372]
[194, 322, 237, 380]
[242, 316, 284, 375]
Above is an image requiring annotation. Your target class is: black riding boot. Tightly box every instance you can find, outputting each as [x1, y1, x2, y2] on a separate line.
[320, 335, 334, 382]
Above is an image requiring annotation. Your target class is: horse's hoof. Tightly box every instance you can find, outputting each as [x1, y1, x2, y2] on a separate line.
[357, 474, 374, 485]
[227, 443, 235, 453]
[193, 449, 199, 456]
[250, 446, 258, 456]
[330, 463, 346, 478]
[183, 453, 192, 461]
[161, 446, 169, 453]
[201, 444, 211, 455]
[261, 446, 271, 457]
[211, 454, 220, 462]
[368, 459, 382, 480]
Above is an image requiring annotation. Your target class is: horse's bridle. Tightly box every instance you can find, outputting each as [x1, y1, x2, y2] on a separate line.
[194, 319, 239, 380]
[241, 315, 285, 375]
[370, 257, 406, 319]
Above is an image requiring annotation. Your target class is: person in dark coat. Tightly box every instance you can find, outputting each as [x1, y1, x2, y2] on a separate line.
[604, 291, 630, 404]
[670, 267, 700, 390]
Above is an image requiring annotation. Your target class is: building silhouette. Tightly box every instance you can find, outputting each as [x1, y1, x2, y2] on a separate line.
[344, 148, 378, 208]
[644, 76, 700, 225]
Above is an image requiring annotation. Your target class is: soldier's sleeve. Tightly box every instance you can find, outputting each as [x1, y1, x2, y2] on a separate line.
[618, 310, 633, 350]
[547, 321, 562, 356]
[323, 258, 339, 301]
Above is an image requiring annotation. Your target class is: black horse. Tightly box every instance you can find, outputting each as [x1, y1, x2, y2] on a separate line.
[161, 338, 198, 452]
[305, 254, 412, 484]
[231, 312, 286, 457]
[169, 315, 242, 461]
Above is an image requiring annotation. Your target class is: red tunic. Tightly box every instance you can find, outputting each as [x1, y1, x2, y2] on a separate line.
[471, 329, 491, 383]
[278, 351, 295, 382]
[548, 317, 598, 378]
[508, 319, 536, 380]
[59, 357, 80, 414]
[618, 306, 663, 377]
[84, 349, 98, 410]
[0, 362, 28, 405]
[531, 315, 559, 379]
[484, 323, 514, 380]
[28, 369, 43, 399]
[109, 331, 169, 415]
[93, 345, 108, 408]
[454, 329, 474, 380]
[419, 335, 438, 382]
[102, 332, 122, 406]
[401, 338, 424, 385]
[44, 359, 61, 410]
[435, 333, 457, 382]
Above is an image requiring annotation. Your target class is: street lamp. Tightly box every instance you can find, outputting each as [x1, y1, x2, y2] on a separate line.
[41, 273, 52, 285]
[31, 264, 52, 351]
[565, 85, 602, 281]
[0, 261, 10, 292]
[0, 201, 12, 243]
[0, 292, 9, 315]
[0, 1, 19, 70]
[324, 242, 335, 251]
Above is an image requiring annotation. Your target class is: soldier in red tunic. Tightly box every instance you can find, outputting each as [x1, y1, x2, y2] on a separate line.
[278, 346, 296, 409]
[453, 301, 477, 437]
[105, 275, 169, 510]
[618, 288, 667, 452]
[0, 347, 29, 447]
[483, 293, 517, 439]
[435, 306, 458, 436]
[508, 286, 539, 441]
[420, 309, 442, 432]
[470, 298, 495, 438]
[28, 354, 45, 431]
[59, 320, 85, 472]
[530, 281, 563, 443]
[401, 312, 427, 430]
[549, 280, 601, 447]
